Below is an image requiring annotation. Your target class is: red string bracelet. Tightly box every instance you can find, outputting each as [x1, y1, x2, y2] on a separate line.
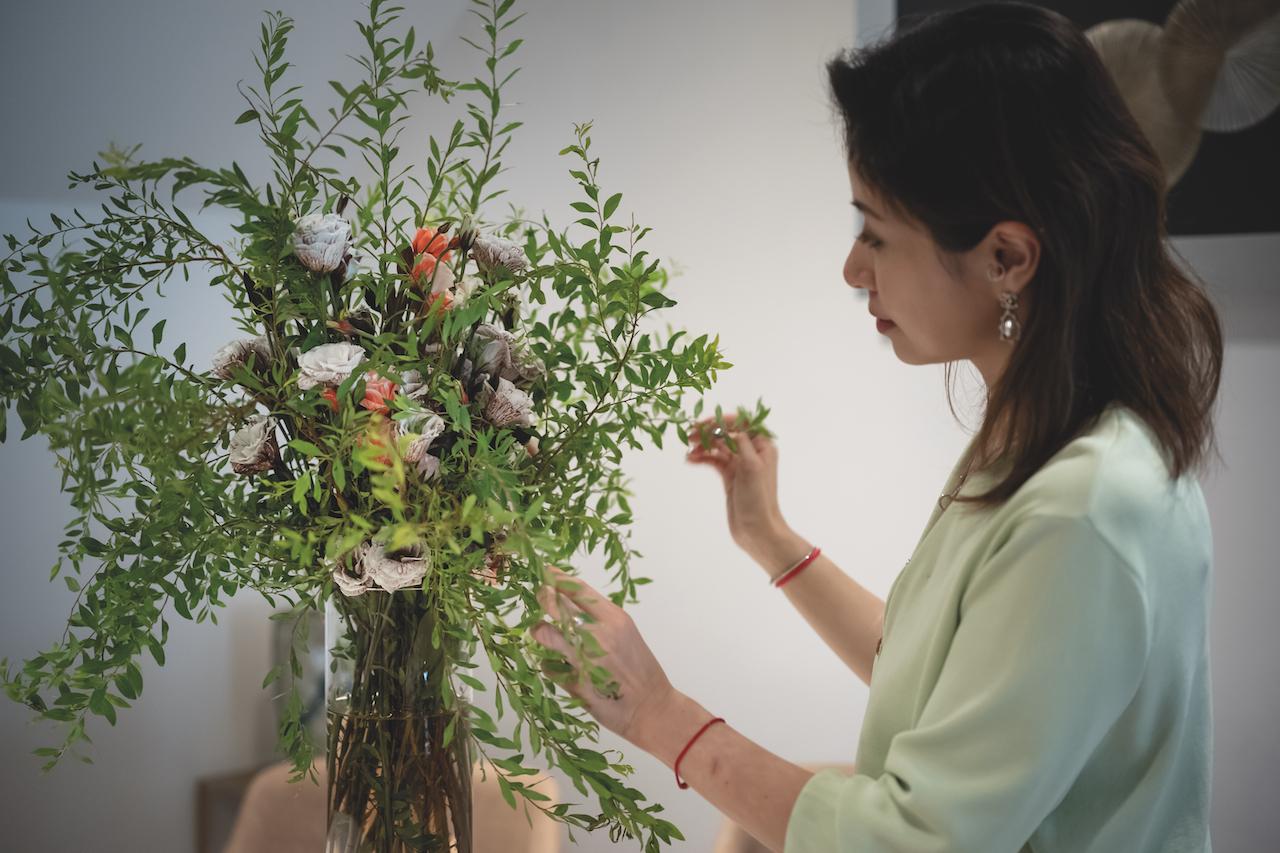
[771, 545, 821, 589]
[675, 716, 725, 789]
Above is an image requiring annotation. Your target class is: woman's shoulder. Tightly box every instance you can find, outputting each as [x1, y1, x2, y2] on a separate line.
[1000, 403, 1211, 568]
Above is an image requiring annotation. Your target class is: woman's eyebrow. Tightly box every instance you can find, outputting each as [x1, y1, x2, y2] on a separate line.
[851, 200, 882, 220]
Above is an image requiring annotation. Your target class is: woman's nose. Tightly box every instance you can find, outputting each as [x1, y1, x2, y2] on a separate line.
[844, 242, 873, 290]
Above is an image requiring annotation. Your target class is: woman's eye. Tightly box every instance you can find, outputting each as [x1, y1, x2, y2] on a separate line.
[856, 231, 883, 249]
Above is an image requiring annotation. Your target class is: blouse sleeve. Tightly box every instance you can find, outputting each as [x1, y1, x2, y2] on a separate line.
[784, 513, 1152, 853]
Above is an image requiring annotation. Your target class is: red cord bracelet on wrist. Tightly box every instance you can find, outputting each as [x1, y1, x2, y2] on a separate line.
[675, 716, 725, 789]
[771, 545, 821, 588]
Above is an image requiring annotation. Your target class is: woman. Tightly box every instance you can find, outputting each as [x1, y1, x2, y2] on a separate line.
[530, 3, 1222, 851]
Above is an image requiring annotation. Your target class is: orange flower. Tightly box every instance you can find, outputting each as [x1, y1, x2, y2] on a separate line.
[412, 226, 451, 258]
[411, 253, 438, 287]
[356, 418, 396, 466]
[411, 225, 455, 290]
[322, 387, 339, 412]
[424, 289, 453, 317]
[360, 372, 398, 415]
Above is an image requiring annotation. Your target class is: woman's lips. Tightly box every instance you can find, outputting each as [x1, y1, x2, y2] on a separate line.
[876, 318, 895, 334]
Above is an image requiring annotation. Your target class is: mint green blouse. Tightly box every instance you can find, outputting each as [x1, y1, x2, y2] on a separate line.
[785, 403, 1213, 852]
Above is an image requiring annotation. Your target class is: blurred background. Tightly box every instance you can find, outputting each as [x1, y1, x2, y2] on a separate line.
[1, 0, 1276, 850]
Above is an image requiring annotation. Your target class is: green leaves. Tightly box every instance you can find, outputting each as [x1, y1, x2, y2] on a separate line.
[287, 438, 323, 457]
[602, 192, 622, 220]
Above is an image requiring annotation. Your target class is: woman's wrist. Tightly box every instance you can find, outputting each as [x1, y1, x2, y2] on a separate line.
[628, 688, 715, 769]
[746, 523, 812, 580]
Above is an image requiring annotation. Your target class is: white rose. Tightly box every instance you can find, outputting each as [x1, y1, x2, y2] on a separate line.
[229, 415, 279, 475]
[297, 342, 366, 390]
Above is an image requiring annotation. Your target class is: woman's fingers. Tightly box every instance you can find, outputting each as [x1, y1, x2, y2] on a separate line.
[544, 565, 610, 621]
[731, 430, 760, 466]
[690, 413, 741, 449]
[530, 620, 572, 657]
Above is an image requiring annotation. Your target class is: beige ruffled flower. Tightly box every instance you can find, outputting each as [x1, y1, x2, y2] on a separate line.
[292, 212, 353, 274]
[332, 544, 374, 598]
[477, 377, 536, 429]
[401, 410, 445, 447]
[211, 335, 272, 381]
[297, 342, 365, 390]
[471, 234, 528, 273]
[362, 541, 430, 592]
[472, 325, 545, 387]
[473, 324, 516, 379]
[509, 341, 546, 386]
[229, 415, 279, 475]
[400, 411, 446, 479]
[453, 274, 482, 307]
[414, 454, 440, 480]
[398, 369, 431, 402]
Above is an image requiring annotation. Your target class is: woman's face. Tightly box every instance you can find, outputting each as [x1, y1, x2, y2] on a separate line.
[844, 163, 1036, 387]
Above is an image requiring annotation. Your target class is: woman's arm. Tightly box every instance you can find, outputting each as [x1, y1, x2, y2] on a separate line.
[632, 689, 818, 853]
[748, 523, 886, 687]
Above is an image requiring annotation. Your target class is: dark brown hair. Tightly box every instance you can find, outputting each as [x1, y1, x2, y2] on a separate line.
[826, 1, 1223, 506]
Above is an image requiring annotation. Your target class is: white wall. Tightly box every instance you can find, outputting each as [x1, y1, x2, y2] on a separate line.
[1, 1, 1275, 852]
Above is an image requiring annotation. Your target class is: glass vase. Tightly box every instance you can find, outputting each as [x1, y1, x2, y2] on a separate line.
[324, 589, 475, 852]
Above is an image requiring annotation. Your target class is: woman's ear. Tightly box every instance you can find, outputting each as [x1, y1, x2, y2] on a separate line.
[989, 221, 1040, 296]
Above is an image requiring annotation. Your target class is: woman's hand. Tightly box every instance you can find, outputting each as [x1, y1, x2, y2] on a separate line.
[685, 412, 789, 560]
[530, 565, 679, 745]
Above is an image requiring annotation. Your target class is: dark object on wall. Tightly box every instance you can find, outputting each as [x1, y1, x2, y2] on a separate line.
[894, 0, 1280, 237]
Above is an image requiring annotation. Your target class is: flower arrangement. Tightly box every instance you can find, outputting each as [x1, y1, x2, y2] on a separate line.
[0, 1, 771, 850]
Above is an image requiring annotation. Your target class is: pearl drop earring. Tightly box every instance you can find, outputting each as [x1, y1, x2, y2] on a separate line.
[989, 265, 1021, 343]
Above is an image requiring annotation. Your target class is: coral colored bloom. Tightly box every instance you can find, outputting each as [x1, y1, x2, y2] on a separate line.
[356, 418, 396, 466]
[425, 289, 453, 317]
[412, 226, 451, 258]
[360, 372, 398, 414]
[322, 387, 339, 412]
[411, 253, 437, 283]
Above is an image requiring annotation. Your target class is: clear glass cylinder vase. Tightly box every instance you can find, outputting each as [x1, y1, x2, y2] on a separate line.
[324, 589, 475, 852]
